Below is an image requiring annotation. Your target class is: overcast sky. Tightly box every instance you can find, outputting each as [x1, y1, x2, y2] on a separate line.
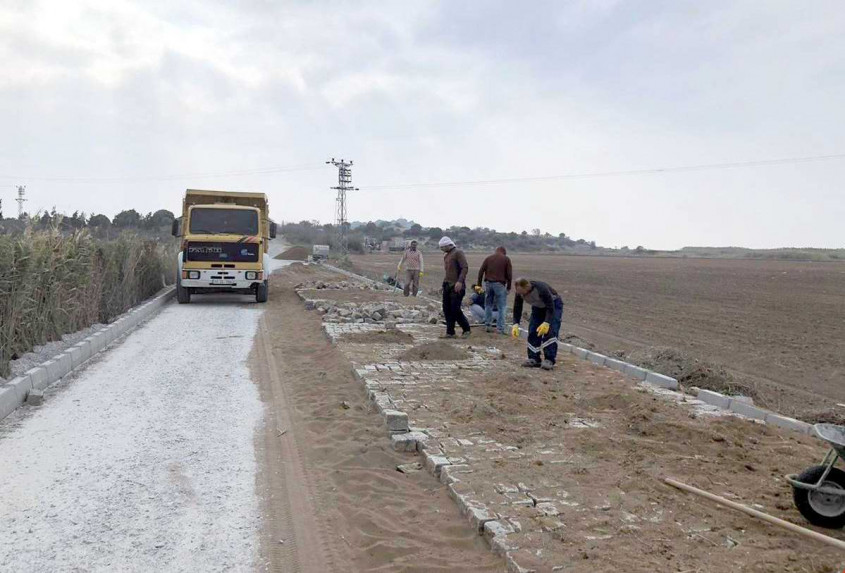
[1, 0, 843, 249]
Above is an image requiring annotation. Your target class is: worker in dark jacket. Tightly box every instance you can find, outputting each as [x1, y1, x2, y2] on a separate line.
[511, 278, 564, 370]
[474, 246, 512, 334]
[439, 236, 471, 339]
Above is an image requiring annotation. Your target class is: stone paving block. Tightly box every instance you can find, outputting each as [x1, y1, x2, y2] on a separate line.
[440, 464, 471, 485]
[382, 409, 410, 432]
[25, 367, 46, 391]
[765, 412, 811, 434]
[7, 375, 33, 403]
[698, 389, 732, 409]
[68, 345, 86, 369]
[390, 431, 427, 452]
[645, 371, 678, 390]
[587, 352, 607, 366]
[623, 363, 648, 380]
[424, 453, 451, 477]
[603, 358, 628, 373]
[571, 347, 589, 359]
[466, 505, 496, 532]
[0, 386, 22, 420]
[729, 400, 768, 420]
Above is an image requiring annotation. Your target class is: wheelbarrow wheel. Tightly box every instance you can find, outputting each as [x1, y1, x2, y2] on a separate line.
[793, 465, 845, 529]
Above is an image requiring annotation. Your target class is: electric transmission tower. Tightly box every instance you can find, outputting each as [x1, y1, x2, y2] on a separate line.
[15, 185, 27, 218]
[326, 158, 358, 255]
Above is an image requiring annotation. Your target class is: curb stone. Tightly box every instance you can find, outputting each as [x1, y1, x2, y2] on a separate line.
[0, 287, 175, 423]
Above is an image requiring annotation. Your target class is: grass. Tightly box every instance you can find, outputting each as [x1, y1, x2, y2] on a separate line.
[0, 227, 177, 378]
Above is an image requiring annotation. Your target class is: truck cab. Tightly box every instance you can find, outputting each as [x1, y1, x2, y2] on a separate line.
[172, 189, 277, 304]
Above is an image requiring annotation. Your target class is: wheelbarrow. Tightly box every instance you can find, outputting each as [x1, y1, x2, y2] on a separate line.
[787, 423, 845, 529]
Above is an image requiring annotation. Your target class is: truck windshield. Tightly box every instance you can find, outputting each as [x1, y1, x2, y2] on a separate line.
[189, 208, 258, 235]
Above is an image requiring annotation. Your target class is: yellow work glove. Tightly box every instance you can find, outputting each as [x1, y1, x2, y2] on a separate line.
[511, 324, 521, 338]
[397, 264, 402, 271]
[420, 271, 424, 277]
[473, 285, 483, 294]
[536, 322, 550, 337]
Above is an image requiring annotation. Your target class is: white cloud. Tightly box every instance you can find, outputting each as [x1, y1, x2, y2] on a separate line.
[1, 0, 844, 249]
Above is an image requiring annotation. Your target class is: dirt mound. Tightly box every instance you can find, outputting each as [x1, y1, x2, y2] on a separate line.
[275, 246, 309, 261]
[399, 342, 469, 362]
[342, 330, 414, 344]
[617, 346, 758, 398]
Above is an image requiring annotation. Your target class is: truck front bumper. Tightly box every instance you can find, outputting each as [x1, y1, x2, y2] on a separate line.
[181, 269, 262, 290]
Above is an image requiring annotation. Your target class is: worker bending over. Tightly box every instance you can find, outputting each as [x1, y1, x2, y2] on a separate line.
[511, 278, 564, 370]
[397, 240, 424, 297]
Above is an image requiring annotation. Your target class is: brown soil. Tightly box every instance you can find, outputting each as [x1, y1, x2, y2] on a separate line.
[252, 268, 502, 572]
[339, 320, 845, 572]
[342, 330, 414, 344]
[399, 342, 470, 362]
[275, 245, 309, 260]
[351, 253, 845, 422]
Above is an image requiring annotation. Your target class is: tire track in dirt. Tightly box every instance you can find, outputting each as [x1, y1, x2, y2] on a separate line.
[254, 315, 341, 572]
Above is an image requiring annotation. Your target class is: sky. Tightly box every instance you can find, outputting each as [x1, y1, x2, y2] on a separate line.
[1, 0, 843, 250]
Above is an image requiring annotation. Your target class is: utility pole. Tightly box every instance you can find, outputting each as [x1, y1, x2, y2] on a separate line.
[15, 185, 27, 218]
[326, 158, 358, 256]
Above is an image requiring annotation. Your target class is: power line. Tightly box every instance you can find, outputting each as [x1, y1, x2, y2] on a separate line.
[0, 163, 330, 183]
[363, 152, 845, 191]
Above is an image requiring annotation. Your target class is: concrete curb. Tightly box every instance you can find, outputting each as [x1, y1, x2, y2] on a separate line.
[0, 287, 175, 422]
[696, 387, 813, 434]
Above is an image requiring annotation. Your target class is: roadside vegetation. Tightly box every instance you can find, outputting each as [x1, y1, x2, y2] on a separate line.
[0, 212, 177, 378]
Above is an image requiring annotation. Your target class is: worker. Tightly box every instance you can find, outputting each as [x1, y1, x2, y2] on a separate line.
[474, 246, 512, 334]
[439, 236, 471, 339]
[511, 277, 564, 370]
[469, 289, 499, 324]
[397, 240, 424, 297]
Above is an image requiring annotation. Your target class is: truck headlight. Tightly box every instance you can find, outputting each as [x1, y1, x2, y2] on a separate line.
[187, 271, 200, 279]
[245, 271, 258, 280]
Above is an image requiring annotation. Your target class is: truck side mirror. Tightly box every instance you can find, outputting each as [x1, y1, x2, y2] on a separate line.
[270, 222, 277, 239]
[171, 218, 180, 237]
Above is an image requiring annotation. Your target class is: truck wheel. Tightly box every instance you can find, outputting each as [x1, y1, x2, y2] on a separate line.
[793, 465, 845, 529]
[176, 277, 191, 304]
[255, 280, 269, 303]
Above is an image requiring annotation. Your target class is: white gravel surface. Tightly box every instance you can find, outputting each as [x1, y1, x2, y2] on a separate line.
[0, 295, 268, 572]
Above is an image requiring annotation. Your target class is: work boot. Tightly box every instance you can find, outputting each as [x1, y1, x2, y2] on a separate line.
[461, 331, 471, 339]
[485, 326, 493, 333]
[439, 334, 456, 339]
[541, 359, 555, 371]
[522, 359, 541, 368]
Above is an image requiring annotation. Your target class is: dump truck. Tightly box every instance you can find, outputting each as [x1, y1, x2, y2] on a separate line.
[171, 189, 277, 304]
[312, 244, 330, 261]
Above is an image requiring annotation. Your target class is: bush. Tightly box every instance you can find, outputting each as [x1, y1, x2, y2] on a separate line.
[0, 228, 177, 377]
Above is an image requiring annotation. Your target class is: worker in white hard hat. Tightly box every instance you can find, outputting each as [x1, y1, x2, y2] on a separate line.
[438, 236, 471, 339]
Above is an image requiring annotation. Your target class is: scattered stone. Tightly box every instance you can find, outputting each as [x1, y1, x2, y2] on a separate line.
[396, 462, 423, 474]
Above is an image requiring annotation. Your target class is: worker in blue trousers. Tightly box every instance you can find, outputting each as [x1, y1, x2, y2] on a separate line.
[511, 277, 564, 371]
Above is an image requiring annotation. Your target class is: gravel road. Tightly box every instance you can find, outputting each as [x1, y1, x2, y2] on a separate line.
[0, 275, 287, 571]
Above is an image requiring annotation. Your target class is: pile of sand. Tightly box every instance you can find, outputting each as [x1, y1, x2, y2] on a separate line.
[342, 330, 414, 344]
[275, 246, 309, 261]
[399, 342, 469, 362]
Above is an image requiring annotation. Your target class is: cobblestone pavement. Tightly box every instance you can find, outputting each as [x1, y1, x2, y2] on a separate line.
[296, 275, 844, 572]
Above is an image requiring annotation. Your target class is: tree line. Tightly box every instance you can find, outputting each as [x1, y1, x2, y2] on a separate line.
[281, 220, 599, 253]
